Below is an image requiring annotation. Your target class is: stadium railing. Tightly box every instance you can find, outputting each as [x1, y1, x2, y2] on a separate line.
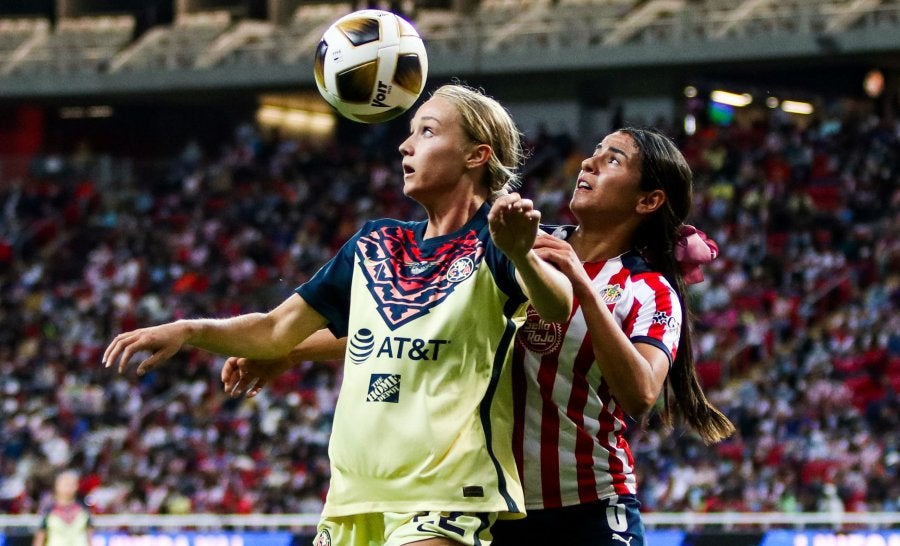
[1, 511, 899, 532]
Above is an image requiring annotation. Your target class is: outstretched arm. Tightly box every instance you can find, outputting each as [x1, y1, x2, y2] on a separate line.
[103, 293, 328, 376]
[533, 235, 669, 416]
[221, 329, 348, 398]
[488, 192, 573, 323]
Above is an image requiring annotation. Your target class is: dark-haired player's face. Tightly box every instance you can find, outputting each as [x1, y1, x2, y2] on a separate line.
[569, 131, 644, 223]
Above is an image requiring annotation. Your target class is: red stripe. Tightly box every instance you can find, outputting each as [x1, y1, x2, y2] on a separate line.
[593, 260, 637, 495]
[537, 339, 563, 507]
[582, 260, 606, 279]
[613, 415, 636, 496]
[607, 265, 631, 289]
[511, 342, 527, 485]
[566, 259, 610, 503]
[595, 381, 631, 493]
[623, 297, 641, 337]
[536, 290, 583, 508]
[641, 274, 673, 341]
[569, 333, 600, 504]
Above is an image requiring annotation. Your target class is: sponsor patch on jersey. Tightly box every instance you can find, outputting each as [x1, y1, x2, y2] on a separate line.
[405, 260, 435, 275]
[348, 328, 375, 364]
[314, 529, 332, 546]
[516, 305, 563, 355]
[357, 226, 484, 329]
[652, 310, 680, 331]
[600, 284, 624, 304]
[367, 373, 401, 402]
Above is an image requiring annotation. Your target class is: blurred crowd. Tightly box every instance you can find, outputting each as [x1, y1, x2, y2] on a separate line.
[0, 103, 897, 518]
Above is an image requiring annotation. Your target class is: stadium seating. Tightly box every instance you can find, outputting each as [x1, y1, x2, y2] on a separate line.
[0, 98, 896, 518]
[0, 0, 897, 525]
[6, 15, 134, 75]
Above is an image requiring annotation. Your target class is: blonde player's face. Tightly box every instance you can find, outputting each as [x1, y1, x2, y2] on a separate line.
[398, 96, 472, 203]
[569, 131, 645, 223]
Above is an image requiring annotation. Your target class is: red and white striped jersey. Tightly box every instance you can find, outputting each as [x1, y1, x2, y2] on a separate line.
[511, 225, 682, 509]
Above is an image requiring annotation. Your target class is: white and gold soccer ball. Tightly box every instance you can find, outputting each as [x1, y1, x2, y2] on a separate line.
[314, 9, 428, 124]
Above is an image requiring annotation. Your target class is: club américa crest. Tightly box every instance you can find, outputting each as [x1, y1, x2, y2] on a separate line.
[314, 529, 332, 546]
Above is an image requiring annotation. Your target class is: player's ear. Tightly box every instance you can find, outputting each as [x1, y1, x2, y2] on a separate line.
[636, 189, 666, 215]
[465, 143, 492, 169]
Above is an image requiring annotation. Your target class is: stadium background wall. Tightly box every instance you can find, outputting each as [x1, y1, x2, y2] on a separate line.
[0, 0, 898, 159]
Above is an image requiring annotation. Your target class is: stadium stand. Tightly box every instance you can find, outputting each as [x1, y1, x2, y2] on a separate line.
[109, 11, 231, 72]
[0, 1, 897, 542]
[5, 15, 134, 75]
[0, 18, 50, 76]
[0, 95, 896, 519]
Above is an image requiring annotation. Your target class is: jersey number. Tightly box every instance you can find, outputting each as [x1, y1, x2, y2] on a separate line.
[414, 512, 465, 537]
[606, 504, 628, 532]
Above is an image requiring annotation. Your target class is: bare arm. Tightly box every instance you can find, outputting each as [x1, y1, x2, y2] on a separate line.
[103, 293, 328, 376]
[533, 236, 668, 416]
[221, 329, 348, 397]
[488, 193, 573, 323]
[31, 529, 45, 546]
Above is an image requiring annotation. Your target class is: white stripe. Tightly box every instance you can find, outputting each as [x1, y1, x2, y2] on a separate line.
[520, 349, 546, 506]
[553, 305, 588, 503]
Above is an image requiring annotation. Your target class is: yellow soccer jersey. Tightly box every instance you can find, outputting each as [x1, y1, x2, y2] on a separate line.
[39, 502, 92, 546]
[297, 204, 528, 518]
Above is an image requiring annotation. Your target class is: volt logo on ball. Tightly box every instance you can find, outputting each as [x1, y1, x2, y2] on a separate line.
[371, 81, 391, 108]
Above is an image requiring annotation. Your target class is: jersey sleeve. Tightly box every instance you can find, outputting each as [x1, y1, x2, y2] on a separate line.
[483, 238, 527, 308]
[624, 273, 682, 366]
[81, 502, 93, 528]
[295, 223, 367, 338]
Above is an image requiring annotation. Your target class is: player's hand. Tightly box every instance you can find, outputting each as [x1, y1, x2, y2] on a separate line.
[488, 192, 541, 261]
[102, 322, 191, 376]
[532, 235, 593, 296]
[221, 356, 294, 398]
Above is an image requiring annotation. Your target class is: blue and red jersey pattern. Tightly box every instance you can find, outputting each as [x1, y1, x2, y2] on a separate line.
[297, 204, 529, 518]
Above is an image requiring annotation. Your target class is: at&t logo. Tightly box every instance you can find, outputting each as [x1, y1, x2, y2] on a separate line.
[349, 328, 450, 364]
[349, 328, 375, 364]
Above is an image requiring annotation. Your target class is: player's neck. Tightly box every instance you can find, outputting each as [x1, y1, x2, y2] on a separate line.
[570, 226, 631, 263]
[423, 195, 485, 239]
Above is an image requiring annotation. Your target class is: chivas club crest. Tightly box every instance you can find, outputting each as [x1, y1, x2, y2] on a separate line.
[599, 284, 624, 304]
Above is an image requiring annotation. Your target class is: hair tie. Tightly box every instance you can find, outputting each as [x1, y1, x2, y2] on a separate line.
[674, 225, 718, 285]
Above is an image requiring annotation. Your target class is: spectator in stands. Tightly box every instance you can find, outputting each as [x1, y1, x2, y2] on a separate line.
[102, 84, 573, 546]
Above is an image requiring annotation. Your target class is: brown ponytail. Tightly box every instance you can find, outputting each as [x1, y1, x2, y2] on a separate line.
[619, 127, 735, 444]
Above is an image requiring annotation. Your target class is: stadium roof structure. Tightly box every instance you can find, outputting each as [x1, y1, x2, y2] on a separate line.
[0, 0, 898, 99]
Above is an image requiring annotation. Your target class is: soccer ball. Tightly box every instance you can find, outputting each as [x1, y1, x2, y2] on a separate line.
[314, 10, 428, 124]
